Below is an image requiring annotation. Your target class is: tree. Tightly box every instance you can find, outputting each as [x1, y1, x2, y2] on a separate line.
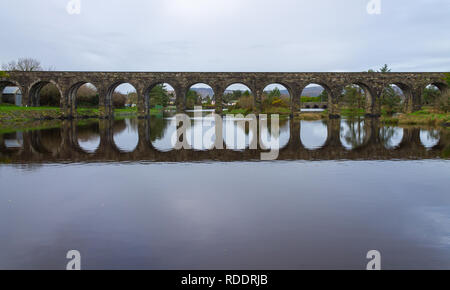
[422, 86, 441, 105]
[112, 92, 127, 108]
[381, 85, 402, 114]
[342, 85, 365, 110]
[318, 89, 328, 102]
[444, 73, 450, 86]
[379, 64, 391, 73]
[186, 89, 200, 108]
[0, 71, 9, 78]
[149, 84, 169, 108]
[2, 58, 43, 71]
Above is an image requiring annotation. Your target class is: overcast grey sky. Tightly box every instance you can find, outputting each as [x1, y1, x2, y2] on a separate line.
[1, 0, 449, 72]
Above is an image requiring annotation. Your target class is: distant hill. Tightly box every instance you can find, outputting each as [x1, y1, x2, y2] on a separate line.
[191, 88, 214, 99]
[188, 86, 326, 99]
[186, 84, 404, 99]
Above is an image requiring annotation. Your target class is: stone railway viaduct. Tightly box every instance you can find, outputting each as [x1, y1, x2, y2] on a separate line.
[1, 71, 448, 118]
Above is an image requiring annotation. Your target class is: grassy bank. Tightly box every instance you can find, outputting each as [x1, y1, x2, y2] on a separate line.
[0, 105, 173, 121]
[381, 110, 450, 126]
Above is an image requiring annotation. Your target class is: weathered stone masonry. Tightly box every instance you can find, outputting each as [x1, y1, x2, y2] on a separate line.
[0, 71, 448, 118]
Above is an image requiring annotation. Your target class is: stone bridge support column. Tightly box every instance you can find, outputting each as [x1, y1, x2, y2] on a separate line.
[98, 86, 113, 119]
[409, 85, 424, 113]
[175, 86, 186, 114]
[328, 87, 342, 118]
[253, 87, 263, 115]
[290, 85, 301, 118]
[365, 86, 382, 117]
[211, 82, 225, 115]
[135, 83, 147, 119]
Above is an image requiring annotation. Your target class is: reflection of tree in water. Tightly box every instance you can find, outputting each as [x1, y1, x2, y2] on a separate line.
[77, 122, 100, 142]
[113, 119, 127, 134]
[341, 118, 366, 148]
[424, 130, 440, 141]
[379, 126, 398, 148]
[40, 128, 63, 152]
[149, 116, 169, 142]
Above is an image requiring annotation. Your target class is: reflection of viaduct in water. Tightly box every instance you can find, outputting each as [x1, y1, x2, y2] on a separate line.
[1, 71, 448, 118]
[0, 119, 447, 164]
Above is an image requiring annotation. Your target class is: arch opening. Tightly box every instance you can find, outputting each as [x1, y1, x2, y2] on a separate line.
[223, 83, 254, 113]
[186, 83, 215, 111]
[340, 84, 371, 116]
[300, 83, 330, 112]
[145, 83, 176, 115]
[29, 81, 62, 107]
[381, 84, 408, 115]
[262, 83, 291, 114]
[422, 84, 445, 109]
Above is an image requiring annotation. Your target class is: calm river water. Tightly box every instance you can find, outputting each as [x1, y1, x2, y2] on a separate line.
[0, 113, 449, 269]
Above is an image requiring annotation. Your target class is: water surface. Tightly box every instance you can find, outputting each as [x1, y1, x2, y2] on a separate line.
[0, 115, 449, 269]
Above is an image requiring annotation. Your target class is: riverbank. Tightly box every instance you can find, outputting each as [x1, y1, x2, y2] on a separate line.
[1, 104, 449, 127]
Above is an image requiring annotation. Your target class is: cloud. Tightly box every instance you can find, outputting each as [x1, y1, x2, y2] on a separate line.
[0, 0, 448, 72]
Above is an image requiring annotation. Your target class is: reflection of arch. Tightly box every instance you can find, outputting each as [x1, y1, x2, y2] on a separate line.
[113, 118, 139, 152]
[420, 129, 440, 150]
[340, 119, 371, 150]
[76, 122, 101, 153]
[300, 120, 328, 150]
[380, 127, 404, 150]
[28, 80, 63, 107]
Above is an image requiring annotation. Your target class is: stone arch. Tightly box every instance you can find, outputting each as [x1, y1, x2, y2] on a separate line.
[340, 81, 378, 116]
[381, 81, 413, 113]
[185, 82, 215, 110]
[223, 82, 255, 112]
[299, 82, 335, 115]
[105, 81, 139, 117]
[261, 82, 293, 114]
[67, 80, 100, 117]
[421, 81, 448, 107]
[28, 79, 63, 107]
[143, 81, 177, 114]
